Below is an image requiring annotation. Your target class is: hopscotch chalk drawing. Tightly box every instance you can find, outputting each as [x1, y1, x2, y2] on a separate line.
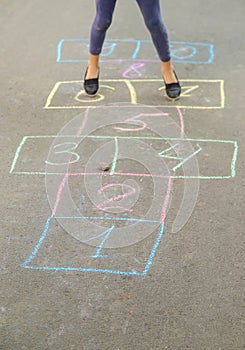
[8, 31, 239, 276]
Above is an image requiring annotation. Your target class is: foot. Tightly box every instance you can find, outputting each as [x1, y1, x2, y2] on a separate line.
[83, 66, 100, 96]
[161, 62, 181, 101]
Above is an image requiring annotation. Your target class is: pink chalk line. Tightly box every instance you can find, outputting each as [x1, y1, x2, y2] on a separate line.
[94, 206, 133, 213]
[122, 63, 145, 79]
[76, 108, 90, 137]
[51, 174, 68, 217]
[68, 172, 171, 179]
[177, 107, 185, 138]
[95, 183, 136, 212]
[160, 177, 173, 223]
[114, 112, 168, 133]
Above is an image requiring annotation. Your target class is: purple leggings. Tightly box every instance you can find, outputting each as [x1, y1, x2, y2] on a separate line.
[90, 0, 171, 62]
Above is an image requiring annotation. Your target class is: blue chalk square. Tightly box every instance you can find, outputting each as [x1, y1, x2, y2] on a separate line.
[22, 216, 164, 276]
[169, 41, 214, 64]
[57, 38, 140, 62]
[56, 38, 214, 64]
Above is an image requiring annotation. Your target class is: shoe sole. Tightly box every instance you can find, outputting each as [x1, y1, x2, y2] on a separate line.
[84, 90, 99, 97]
[166, 95, 181, 102]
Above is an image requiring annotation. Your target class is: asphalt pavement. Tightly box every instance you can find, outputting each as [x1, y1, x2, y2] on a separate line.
[0, 0, 244, 349]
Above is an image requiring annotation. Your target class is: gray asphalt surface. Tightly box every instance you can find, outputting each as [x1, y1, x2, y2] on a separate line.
[0, 0, 244, 349]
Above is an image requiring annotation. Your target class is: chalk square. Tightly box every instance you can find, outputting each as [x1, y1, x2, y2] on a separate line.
[21, 216, 164, 277]
[44, 79, 224, 110]
[57, 39, 140, 62]
[132, 79, 224, 109]
[9, 136, 57, 175]
[44, 80, 135, 109]
[169, 41, 214, 64]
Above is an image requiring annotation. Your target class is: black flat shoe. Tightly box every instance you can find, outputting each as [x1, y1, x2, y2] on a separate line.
[83, 67, 99, 96]
[164, 70, 181, 101]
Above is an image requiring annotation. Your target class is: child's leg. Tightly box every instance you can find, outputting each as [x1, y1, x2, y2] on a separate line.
[136, 0, 177, 83]
[136, 0, 170, 61]
[87, 0, 117, 79]
[90, 0, 117, 55]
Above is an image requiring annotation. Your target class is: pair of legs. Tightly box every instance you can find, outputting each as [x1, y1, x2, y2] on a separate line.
[86, 0, 177, 84]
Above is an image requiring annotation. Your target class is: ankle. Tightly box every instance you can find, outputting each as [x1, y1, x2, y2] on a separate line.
[86, 65, 100, 79]
[88, 63, 99, 70]
[161, 64, 178, 84]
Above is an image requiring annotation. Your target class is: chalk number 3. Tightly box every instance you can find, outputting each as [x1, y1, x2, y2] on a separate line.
[45, 142, 80, 166]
